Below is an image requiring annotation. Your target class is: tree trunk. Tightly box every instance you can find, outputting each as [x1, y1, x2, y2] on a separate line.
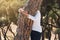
[14, 0, 43, 40]
[0, 32, 1, 40]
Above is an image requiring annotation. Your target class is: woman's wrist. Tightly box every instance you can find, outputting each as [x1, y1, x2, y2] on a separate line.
[18, 8, 28, 16]
[23, 11, 28, 17]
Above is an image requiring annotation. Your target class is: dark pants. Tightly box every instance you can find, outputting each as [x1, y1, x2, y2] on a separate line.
[31, 30, 42, 40]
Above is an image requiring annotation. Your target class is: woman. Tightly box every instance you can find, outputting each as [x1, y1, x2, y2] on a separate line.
[18, 8, 42, 40]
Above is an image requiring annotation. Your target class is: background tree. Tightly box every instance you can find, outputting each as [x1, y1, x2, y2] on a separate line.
[41, 0, 60, 40]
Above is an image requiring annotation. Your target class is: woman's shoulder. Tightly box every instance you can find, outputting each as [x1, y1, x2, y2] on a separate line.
[36, 10, 40, 13]
[36, 10, 41, 14]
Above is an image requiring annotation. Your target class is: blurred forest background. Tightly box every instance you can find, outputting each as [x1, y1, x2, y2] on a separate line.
[0, 0, 60, 40]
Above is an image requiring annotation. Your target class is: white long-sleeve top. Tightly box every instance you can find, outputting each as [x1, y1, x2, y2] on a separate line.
[28, 10, 42, 33]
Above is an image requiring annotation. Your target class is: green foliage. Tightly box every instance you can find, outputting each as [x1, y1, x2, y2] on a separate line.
[0, 0, 27, 25]
[54, 28, 60, 34]
[41, 0, 60, 39]
[41, 0, 60, 25]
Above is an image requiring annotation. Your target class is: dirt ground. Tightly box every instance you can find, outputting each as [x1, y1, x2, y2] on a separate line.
[0, 22, 59, 40]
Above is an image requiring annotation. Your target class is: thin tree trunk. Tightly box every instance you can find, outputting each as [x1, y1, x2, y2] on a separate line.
[0, 32, 1, 40]
[14, 0, 43, 40]
[58, 33, 60, 40]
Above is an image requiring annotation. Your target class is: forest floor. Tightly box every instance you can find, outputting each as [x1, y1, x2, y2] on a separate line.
[0, 22, 59, 40]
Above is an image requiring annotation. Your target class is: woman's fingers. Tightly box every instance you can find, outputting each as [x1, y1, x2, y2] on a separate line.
[18, 8, 24, 13]
[18, 8, 28, 16]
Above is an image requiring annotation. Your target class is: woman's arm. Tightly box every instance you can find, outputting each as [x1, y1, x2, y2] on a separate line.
[19, 8, 40, 21]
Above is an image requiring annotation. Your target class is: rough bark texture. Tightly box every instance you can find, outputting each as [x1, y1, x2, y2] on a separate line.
[14, 0, 43, 40]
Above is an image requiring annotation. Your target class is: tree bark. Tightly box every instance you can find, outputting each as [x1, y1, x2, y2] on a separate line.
[14, 0, 43, 40]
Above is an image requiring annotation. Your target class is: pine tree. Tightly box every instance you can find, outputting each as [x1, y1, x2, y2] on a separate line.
[14, 0, 43, 40]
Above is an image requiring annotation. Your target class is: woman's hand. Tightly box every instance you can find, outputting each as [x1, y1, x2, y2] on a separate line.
[18, 8, 28, 16]
[18, 8, 24, 13]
